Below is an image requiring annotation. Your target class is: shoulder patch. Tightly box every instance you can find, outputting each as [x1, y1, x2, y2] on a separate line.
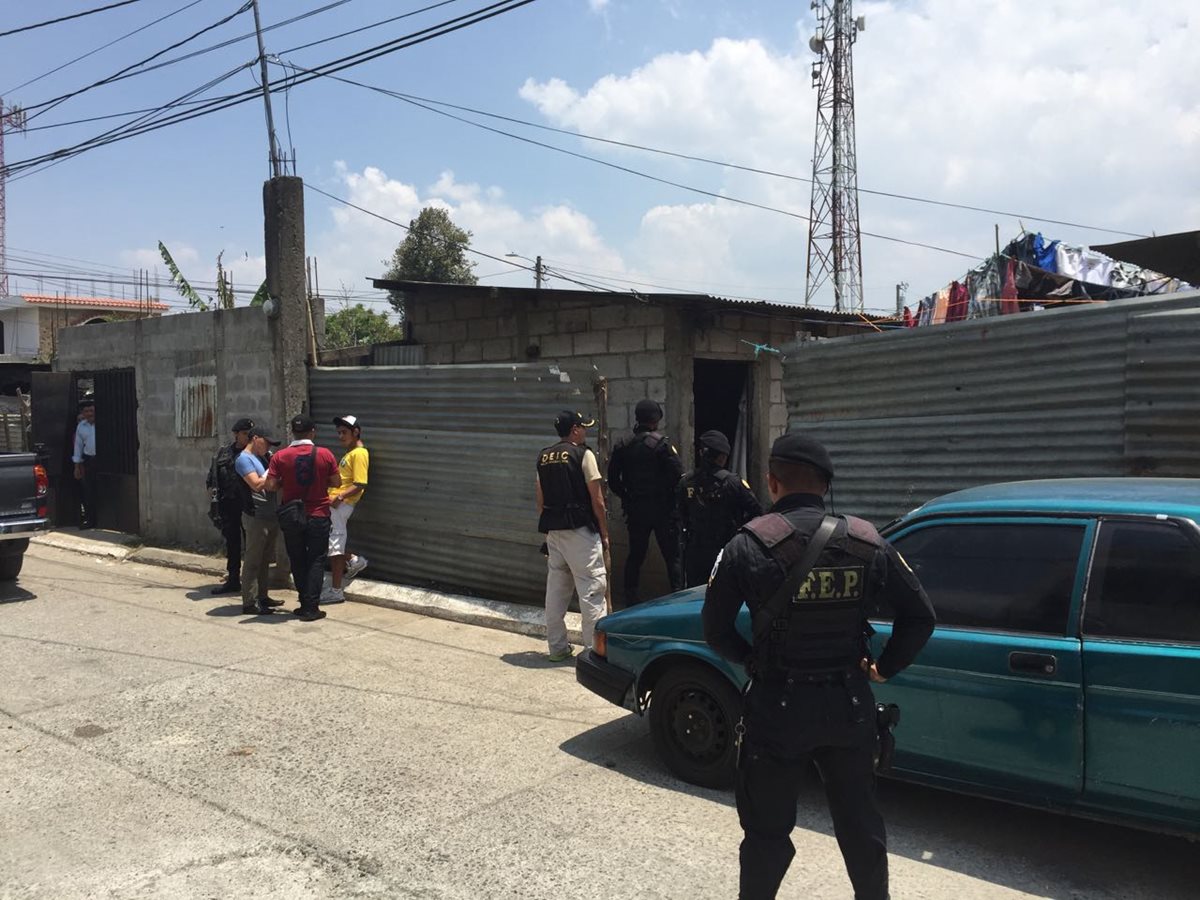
[845, 515, 883, 547]
[742, 513, 795, 549]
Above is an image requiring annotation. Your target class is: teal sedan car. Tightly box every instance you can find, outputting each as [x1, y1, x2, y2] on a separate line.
[577, 478, 1200, 835]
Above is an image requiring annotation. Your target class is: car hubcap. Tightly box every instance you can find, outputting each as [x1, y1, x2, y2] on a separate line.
[670, 687, 728, 762]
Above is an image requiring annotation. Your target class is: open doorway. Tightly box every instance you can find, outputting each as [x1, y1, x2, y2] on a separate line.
[693, 358, 752, 477]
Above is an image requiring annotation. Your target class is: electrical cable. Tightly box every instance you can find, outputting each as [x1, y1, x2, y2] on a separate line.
[2, 0, 541, 179]
[2, 0, 209, 96]
[285, 66, 984, 262]
[0, 1, 149, 40]
[278, 0, 462, 54]
[340, 87, 1149, 240]
[23, 1, 256, 123]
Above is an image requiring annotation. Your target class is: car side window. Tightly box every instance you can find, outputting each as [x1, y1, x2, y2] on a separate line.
[1084, 520, 1200, 643]
[888, 523, 1084, 634]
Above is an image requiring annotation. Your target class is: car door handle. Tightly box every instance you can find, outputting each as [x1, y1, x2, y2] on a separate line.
[1009, 651, 1057, 677]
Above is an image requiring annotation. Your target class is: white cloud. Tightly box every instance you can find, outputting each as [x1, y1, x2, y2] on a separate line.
[518, 1, 1199, 309]
[308, 164, 628, 298]
[588, 0, 610, 12]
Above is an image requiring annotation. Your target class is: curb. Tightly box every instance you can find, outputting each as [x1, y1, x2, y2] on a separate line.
[30, 530, 579, 644]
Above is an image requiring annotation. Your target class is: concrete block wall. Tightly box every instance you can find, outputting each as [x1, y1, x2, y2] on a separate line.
[55, 307, 283, 549]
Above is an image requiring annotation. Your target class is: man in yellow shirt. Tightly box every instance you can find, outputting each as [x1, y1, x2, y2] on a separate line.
[321, 415, 369, 604]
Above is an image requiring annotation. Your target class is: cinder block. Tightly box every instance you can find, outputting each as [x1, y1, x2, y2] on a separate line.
[441, 320, 468, 342]
[625, 304, 663, 327]
[709, 330, 739, 354]
[428, 301, 454, 323]
[607, 378, 647, 405]
[590, 304, 627, 330]
[427, 344, 454, 364]
[481, 337, 514, 361]
[573, 330, 608, 355]
[644, 325, 665, 351]
[526, 310, 556, 335]
[608, 327, 645, 353]
[454, 341, 482, 363]
[645, 377, 666, 402]
[496, 314, 519, 337]
[592, 354, 628, 379]
[557, 310, 589, 333]
[538, 333, 572, 358]
[468, 318, 499, 340]
[455, 297, 484, 319]
[769, 378, 784, 403]
[769, 403, 789, 428]
[628, 350, 666, 378]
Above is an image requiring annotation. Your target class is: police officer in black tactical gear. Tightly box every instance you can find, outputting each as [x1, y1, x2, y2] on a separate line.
[677, 429, 762, 587]
[607, 398, 684, 605]
[703, 433, 935, 900]
[207, 417, 255, 595]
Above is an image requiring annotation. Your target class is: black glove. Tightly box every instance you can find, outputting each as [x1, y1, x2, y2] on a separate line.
[208, 500, 224, 531]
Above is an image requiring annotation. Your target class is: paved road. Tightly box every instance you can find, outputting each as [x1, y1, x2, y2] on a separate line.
[1, 545, 1196, 899]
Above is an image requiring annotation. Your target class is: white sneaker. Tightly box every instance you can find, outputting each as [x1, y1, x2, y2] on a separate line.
[345, 555, 369, 580]
[319, 587, 345, 605]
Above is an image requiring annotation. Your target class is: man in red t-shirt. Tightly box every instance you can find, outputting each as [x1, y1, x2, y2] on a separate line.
[266, 414, 340, 621]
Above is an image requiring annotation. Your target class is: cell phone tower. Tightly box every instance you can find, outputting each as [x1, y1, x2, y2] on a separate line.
[0, 98, 28, 297]
[804, 1, 866, 312]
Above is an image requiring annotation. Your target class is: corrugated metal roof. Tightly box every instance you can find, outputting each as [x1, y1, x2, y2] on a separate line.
[370, 278, 887, 325]
[309, 363, 597, 604]
[781, 290, 1200, 526]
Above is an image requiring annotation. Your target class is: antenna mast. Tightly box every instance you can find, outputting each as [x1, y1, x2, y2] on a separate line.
[804, 1, 866, 312]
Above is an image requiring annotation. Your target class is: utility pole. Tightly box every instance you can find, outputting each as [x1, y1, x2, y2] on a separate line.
[804, 1, 866, 312]
[895, 281, 908, 316]
[250, 0, 282, 178]
[535, 255, 544, 290]
[0, 97, 28, 297]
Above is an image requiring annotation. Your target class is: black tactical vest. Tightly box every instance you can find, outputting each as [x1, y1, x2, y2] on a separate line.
[616, 431, 672, 500]
[682, 467, 740, 547]
[537, 441, 595, 534]
[744, 514, 880, 676]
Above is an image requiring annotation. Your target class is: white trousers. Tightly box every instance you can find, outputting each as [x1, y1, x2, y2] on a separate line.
[544, 526, 607, 653]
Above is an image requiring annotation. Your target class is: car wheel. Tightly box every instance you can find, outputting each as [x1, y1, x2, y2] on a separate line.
[649, 662, 742, 789]
[0, 551, 24, 581]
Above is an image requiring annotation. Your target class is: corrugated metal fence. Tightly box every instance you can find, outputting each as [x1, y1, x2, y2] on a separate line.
[782, 290, 1200, 525]
[309, 363, 597, 604]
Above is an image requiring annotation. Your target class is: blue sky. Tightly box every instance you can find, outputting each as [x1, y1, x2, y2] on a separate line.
[2, 0, 1197, 316]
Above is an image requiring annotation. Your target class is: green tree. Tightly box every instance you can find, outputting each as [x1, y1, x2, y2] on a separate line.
[382, 206, 477, 315]
[325, 302, 404, 350]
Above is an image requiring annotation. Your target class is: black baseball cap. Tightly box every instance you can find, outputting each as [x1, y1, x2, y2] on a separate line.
[232, 417, 255, 432]
[699, 430, 731, 456]
[770, 432, 835, 481]
[247, 426, 281, 446]
[635, 399, 663, 423]
[290, 414, 316, 434]
[554, 410, 596, 436]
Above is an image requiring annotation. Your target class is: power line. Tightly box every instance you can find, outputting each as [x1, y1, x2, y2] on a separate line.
[0, 0, 149, 40]
[278, 0, 462, 54]
[23, 1, 256, 123]
[1, 0, 542, 180]
[320, 78, 1147, 241]
[286, 66, 983, 262]
[2, 0, 210, 96]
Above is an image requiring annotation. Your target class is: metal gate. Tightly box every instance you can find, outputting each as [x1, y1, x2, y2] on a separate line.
[74, 369, 140, 534]
[309, 363, 601, 605]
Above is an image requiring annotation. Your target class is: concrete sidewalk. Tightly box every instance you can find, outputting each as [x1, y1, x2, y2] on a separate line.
[31, 528, 582, 643]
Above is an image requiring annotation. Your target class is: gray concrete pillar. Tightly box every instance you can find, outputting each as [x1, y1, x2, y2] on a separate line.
[263, 176, 308, 427]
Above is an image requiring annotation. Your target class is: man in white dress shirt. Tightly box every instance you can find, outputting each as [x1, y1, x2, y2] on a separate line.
[72, 399, 98, 529]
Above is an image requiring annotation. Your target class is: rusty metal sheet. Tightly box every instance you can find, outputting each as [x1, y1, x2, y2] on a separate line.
[175, 374, 216, 438]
